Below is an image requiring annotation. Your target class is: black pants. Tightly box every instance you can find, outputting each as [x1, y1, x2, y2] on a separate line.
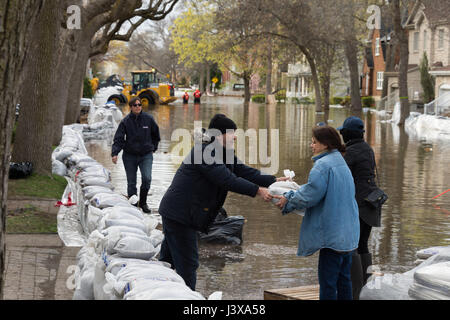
[159, 217, 199, 291]
[358, 218, 372, 255]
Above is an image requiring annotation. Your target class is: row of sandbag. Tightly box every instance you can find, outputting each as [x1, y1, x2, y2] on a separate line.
[54, 123, 218, 300]
[359, 245, 450, 300]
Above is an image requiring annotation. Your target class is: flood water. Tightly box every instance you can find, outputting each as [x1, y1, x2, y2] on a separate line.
[86, 96, 450, 300]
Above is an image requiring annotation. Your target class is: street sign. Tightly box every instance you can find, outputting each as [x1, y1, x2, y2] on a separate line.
[212, 77, 218, 84]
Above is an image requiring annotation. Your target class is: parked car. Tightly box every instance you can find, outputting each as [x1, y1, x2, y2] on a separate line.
[233, 83, 245, 91]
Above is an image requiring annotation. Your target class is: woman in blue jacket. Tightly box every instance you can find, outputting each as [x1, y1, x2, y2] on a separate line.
[273, 125, 360, 300]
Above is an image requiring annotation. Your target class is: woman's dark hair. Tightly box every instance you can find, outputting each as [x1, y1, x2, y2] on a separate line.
[312, 126, 346, 153]
[340, 128, 364, 143]
[129, 97, 141, 107]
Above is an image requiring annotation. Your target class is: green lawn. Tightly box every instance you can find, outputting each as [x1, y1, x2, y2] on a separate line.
[6, 205, 57, 233]
[8, 173, 67, 199]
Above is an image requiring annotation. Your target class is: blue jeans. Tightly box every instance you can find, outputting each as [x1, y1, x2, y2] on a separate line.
[318, 248, 353, 300]
[159, 217, 199, 291]
[122, 151, 153, 197]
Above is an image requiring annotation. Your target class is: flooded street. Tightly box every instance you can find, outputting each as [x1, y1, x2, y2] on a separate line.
[86, 96, 450, 300]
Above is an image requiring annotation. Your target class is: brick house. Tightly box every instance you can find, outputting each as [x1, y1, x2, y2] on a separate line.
[361, 15, 394, 102]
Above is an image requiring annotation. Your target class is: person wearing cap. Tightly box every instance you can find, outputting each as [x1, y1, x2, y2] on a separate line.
[338, 116, 380, 299]
[158, 114, 288, 290]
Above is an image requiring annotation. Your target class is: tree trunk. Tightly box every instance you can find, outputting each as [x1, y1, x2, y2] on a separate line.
[304, 55, 322, 112]
[393, 0, 410, 125]
[0, 0, 43, 298]
[199, 63, 205, 92]
[244, 73, 251, 102]
[64, 48, 90, 125]
[265, 37, 273, 102]
[344, 39, 362, 112]
[320, 71, 331, 111]
[206, 62, 211, 94]
[11, 0, 61, 175]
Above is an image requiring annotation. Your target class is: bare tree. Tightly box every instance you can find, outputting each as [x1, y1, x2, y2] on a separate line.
[0, 0, 44, 298]
[12, 0, 179, 174]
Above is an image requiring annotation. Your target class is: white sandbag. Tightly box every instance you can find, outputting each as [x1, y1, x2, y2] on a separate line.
[208, 291, 223, 300]
[90, 193, 129, 208]
[53, 147, 73, 162]
[103, 210, 144, 223]
[52, 160, 67, 176]
[73, 265, 95, 300]
[86, 206, 107, 234]
[414, 262, 450, 299]
[67, 153, 96, 166]
[104, 218, 148, 234]
[143, 215, 159, 231]
[124, 279, 205, 300]
[408, 282, 450, 300]
[268, 180, 305, 216]
[416, 246, 450, 260]
[101, 226, 147, 237]
[149, 229, 164, 247]
[113, 236, 158, 260]
[93, 260, 118, 300]
[105, 258, 170, 276]
[102, 206, 145, 221]
[82, 186, 115, 199]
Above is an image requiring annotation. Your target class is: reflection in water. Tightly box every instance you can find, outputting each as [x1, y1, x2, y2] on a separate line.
[86, 96, 450, 299]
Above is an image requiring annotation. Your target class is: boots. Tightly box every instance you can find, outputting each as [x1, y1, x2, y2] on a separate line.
[360, 253, 373, 284]
[350, 251, 364, 300]
[139, 189, 151, 214]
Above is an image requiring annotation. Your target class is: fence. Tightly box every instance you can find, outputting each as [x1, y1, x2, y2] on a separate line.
[424, 91, 450, 116]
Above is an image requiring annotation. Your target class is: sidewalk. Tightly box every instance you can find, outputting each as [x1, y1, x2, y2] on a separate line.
[3, 198, 80, 300]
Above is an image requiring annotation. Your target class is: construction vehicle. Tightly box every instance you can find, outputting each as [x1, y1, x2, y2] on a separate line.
[107, 69, 176, 107]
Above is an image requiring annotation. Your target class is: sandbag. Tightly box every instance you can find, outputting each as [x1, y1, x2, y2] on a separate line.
[124, 279, 205, 300]
[82, 186, 115, 200]
[113, 236, 157, 260]
[52, 160, 67, 177]
[268, 180, 305, 216]
[90, 193, 129, 208]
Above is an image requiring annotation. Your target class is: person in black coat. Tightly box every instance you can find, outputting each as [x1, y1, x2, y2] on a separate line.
[111, 97, 160, 213]
[158, 114, 287, 290]
[338, 116, 380, 299]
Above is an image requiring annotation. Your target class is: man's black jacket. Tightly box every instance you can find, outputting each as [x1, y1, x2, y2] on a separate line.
[159, 143, 276, 233]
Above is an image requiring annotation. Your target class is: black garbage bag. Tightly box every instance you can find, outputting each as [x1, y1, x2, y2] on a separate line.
[9, 162, 33, 179]
[198, 208, 245, 245]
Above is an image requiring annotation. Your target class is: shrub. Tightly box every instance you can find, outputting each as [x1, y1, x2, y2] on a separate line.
[332, 97, 343, 105]
[251, 94, 266, 103]
[275, 89, 286, 102]
[341, 96, 351, 107]
[291, 97, 300, 104]
[83, 77, 94, 98]
[362, 96, 375, 108]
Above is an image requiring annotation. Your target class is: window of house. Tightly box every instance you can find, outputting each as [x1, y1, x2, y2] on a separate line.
[438, 29, 444, 49]
[375, 38, 380, 56]
[423, 30, 427, 52]
[377, 72, 384, 90]
[413, 32, 419, 52]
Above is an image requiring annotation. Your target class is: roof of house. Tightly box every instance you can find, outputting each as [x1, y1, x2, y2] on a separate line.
[406, 0, 450, 27]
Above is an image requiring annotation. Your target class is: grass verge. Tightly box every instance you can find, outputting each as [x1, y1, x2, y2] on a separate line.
[8, 173, 67, 199]
[6, 205, 57, 233]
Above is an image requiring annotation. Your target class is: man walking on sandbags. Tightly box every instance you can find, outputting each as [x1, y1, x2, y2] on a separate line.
[158, 113, 289, 290]
[111, 97, 160, 214]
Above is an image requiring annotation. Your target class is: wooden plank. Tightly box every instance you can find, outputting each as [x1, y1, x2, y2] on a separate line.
[264, 285, 320, 300]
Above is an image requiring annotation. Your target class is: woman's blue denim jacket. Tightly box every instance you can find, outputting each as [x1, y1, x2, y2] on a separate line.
[283, 150, 360, 257]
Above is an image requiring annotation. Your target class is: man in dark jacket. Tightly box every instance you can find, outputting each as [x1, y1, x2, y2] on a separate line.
[111, 97, 160, 213]
[338, 116, 380, 299]
[158, 114, 286, 290]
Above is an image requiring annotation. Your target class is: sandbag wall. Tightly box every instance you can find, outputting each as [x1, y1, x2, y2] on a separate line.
[53, 107, 217, 300]
[359, 246, 450, 300]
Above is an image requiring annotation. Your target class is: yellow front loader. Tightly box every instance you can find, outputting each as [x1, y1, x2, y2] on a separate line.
[107, 69, 177, 107]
